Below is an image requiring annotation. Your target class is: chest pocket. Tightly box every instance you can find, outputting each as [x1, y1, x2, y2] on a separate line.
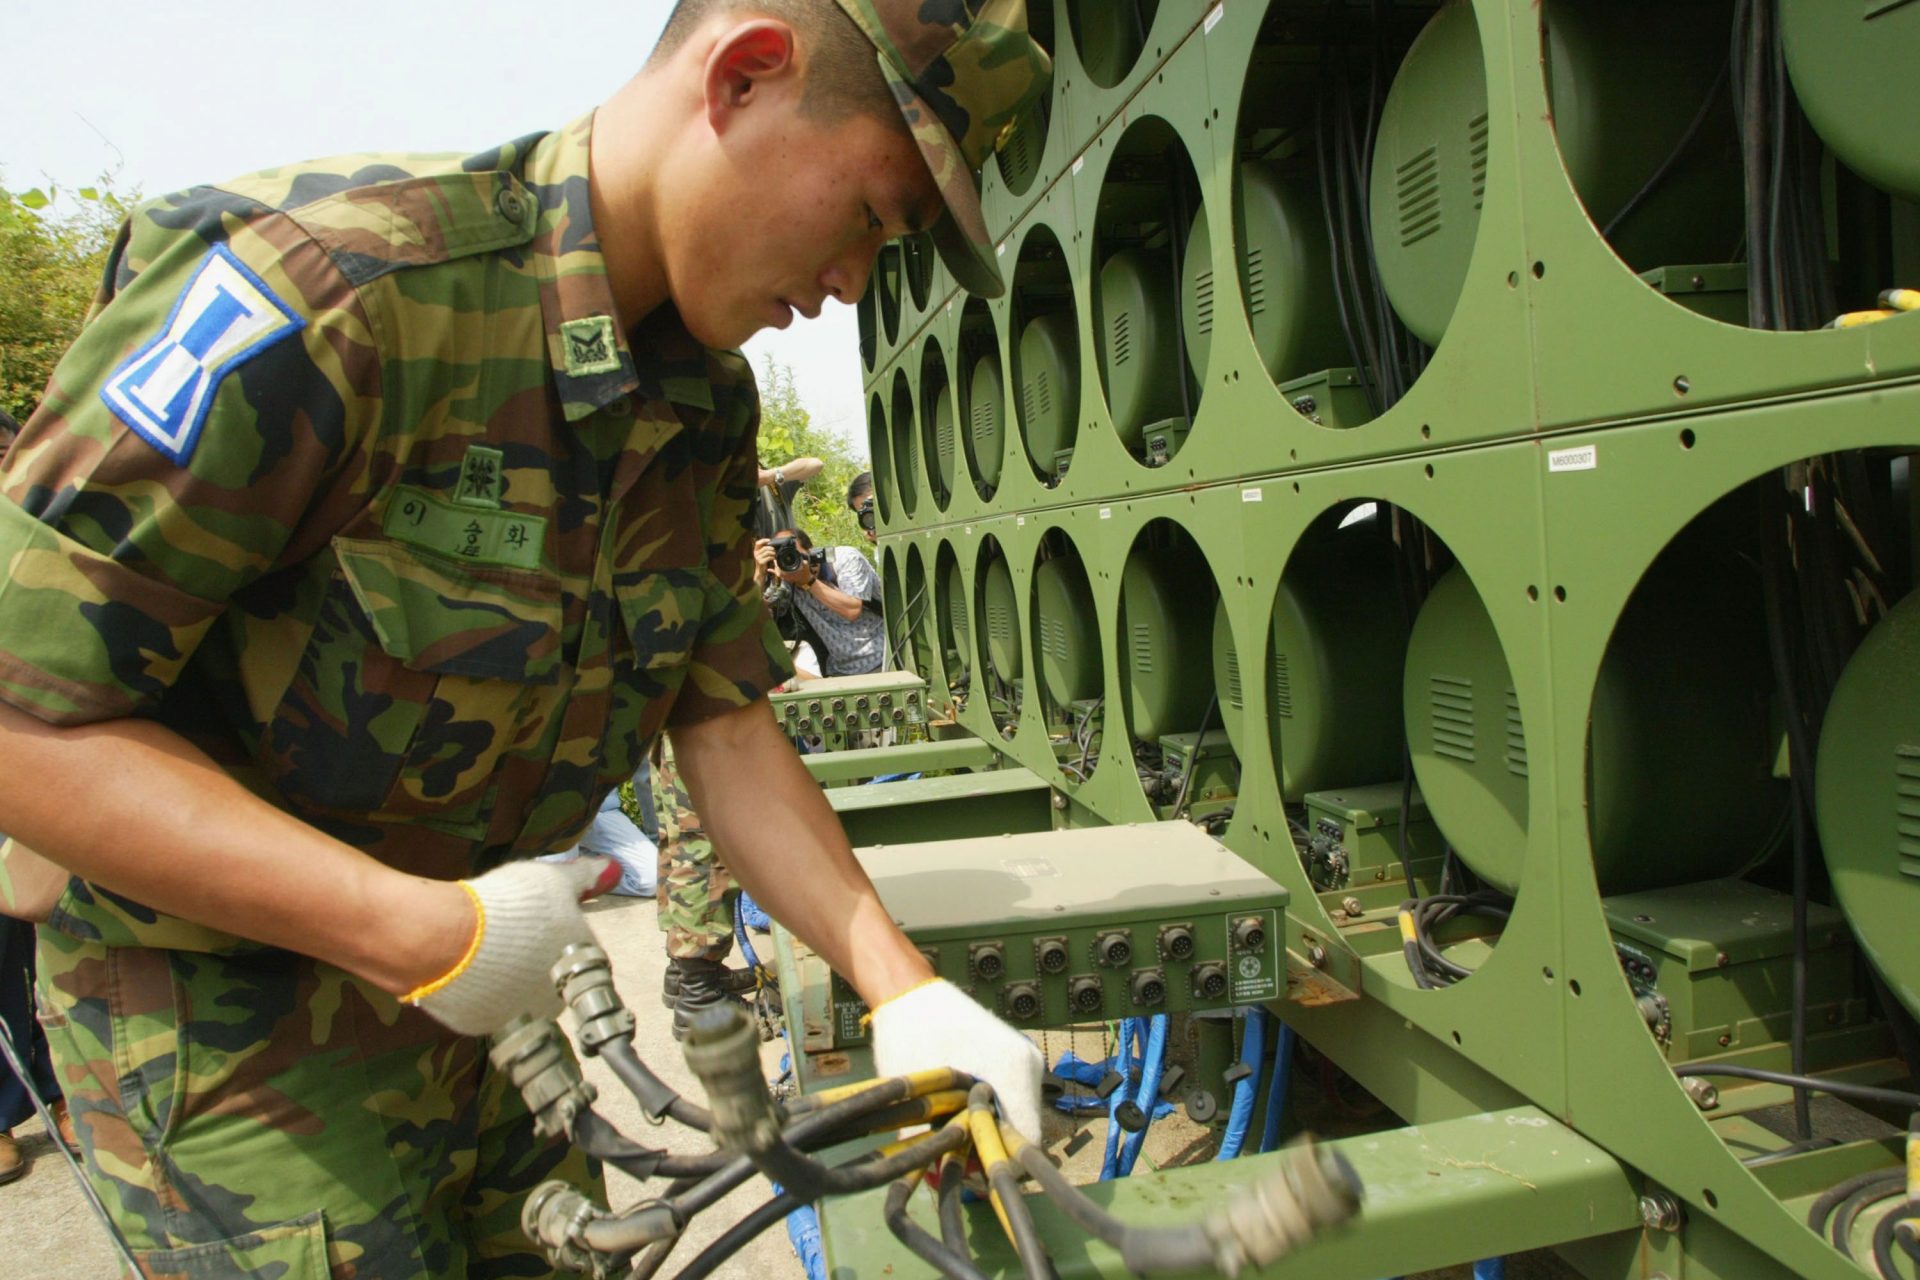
[261, 535, 562, 828]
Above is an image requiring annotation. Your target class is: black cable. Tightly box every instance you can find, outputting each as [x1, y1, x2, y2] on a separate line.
[1602, 59, 1731, 240]
[745, 1119, 970, 1202]
[887, 1176, 993, 1280]
[570, 1112, 732, 1181]
[1169, 693, 1219, 819]
[670, 1190, 803, 1280]
[1671, 1064, 1920, 1112]
[936, 1152, 974, 1262]
[601, 1037, 713, 1131]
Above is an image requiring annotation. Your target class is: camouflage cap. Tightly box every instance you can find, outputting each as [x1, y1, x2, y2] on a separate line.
[832, 0, 1052, 299]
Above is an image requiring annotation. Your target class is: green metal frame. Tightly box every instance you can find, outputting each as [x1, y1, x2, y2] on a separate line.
[836, 2, 1920, 1276]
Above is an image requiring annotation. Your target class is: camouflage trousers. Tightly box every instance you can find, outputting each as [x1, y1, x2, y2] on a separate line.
[36, 929, 598, 1279]
[651, 750, 733, 961]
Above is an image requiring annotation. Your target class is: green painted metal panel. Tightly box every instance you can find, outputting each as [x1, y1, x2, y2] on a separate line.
[1120, 541, 1215, 744]
[1098, 246, 1185, 448]
[981, 551, 1023, 683]
[966, 351, 1005, 493]
[1783, 0, 1920, 202]
[820, 1107, 1639, 1279]
[800, 735, 1001, 786]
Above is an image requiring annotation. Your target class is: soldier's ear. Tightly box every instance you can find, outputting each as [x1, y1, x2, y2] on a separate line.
[704, 19, 801, 130]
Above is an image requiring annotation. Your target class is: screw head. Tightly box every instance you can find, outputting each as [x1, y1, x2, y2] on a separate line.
[1639, 1192, 1683, 1232]
[1715, 952, 1730, 968]
[1340, 897, 1364, 918]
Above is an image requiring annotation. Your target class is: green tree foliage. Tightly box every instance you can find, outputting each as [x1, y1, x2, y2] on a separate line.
[0, 178, 132, 424]
[754, 357, 871, 559]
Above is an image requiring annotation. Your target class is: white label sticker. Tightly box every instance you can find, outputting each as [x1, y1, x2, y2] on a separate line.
[964, 526, 973, 535]
[1072, 156, 1085, 177]
[1099, 507, 1112, 520]
[996, 241, 1007, 258]
[1548, 444, 1598, 473]
[1016, 515, 1026, 526]
[1002, 858, 1058, 880]
[1242, 487, 1263, 503]
[1204, 3, 1225, 33]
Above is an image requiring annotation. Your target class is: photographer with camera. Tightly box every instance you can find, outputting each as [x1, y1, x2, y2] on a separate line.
[847, 470, 878, 545]
[755, 527, 885, 676]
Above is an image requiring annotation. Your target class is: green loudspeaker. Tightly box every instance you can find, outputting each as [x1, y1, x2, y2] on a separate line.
[1034, 553, 1101, 706]
[1182, 162, 1343, 388]
[1099, 247, 1185, 450]
[1404, 565, 1531, 894]
[928, 380, 956, 500]
[1783, 0, 1920, 202]
[942, 557, 971, 678]
[1372, 0, 1742, 347]
[967, 353, 1005, 492]
[1120, 542, 1215, 743]
[1816, 589, 1920, 1020]
[867, 395, 893, 524]
[1069, 0, 1157, 89]
[1213, 527, 1408, 802]
[981, 554, 1023, 683]
[1018, 312, 1079, 476]
[892, 377, 919, 519]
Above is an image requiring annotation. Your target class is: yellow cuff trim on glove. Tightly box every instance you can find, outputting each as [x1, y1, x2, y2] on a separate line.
[860, 975, 944, 1030]
[401, 881, 487, 1005]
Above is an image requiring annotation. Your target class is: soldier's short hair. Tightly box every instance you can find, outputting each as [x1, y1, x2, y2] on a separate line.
[652, 1, 902, 128]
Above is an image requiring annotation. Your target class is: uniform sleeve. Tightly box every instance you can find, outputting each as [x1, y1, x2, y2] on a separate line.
[0, 187, 377, 725]
[667, 369, 794, 727]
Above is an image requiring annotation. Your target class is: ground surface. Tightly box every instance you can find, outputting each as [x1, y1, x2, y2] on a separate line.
[1, 894, 1581, 1278]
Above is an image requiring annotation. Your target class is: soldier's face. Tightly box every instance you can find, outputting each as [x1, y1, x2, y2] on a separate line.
[664, 100, 940, 349]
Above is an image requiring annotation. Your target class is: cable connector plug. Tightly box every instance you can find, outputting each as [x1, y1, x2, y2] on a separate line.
[1200, 1137, 1363, 1277]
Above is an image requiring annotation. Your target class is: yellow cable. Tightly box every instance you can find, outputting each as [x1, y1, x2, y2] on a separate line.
[1831, 309, 1899, 330]
[811, 1066, 967, 1107]
[967, 1102, 1018, 1243]
[1881, 288, 1920, 312]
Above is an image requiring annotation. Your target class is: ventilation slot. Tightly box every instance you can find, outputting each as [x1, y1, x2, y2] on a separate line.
[989, 604, 1014, 647]
[1195, 269, 1216, 336]
[1272, 651, 1293, 719]
[1898, 745, 1920, 878]
[971, 401, 995, 447]
[1429, 674, 1475, 762]
[1021, 370, 1054, 423]
[1222, 647, 1243, 712]
[1112, 310, 1133, 367]
[1131, 623, 1155, 675]
[937, 417, 955, 460]
[1245, 247, 1267, 317]
[1040, 614, 1066, 664]
[1396, 145, 1442, 248]
[1469, 112, 1490, 211]
[1504, 686, 1527, 778]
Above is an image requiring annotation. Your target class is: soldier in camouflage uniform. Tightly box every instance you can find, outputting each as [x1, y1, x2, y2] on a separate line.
[651, 744, 759, 1036]
[0, 3, 1050, 1277]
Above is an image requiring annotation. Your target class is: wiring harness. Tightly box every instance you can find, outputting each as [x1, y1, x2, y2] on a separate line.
[502, 942, 1364, 1278]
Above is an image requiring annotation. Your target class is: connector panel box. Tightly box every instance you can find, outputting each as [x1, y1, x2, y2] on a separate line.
[787, 822, 1288, 1048]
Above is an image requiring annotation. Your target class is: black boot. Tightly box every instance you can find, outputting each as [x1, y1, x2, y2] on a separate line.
[667, 957, 754, 1040]
[660, 957, 759, 1008]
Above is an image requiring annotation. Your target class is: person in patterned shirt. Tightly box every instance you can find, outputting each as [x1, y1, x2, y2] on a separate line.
[0, 2, 1050, 1275]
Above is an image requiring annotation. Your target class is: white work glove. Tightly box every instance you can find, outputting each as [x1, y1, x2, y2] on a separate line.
[870, 978, 1045, 1143]
[406, 857, 619, 1036]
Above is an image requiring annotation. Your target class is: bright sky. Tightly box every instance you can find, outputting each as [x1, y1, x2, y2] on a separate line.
[5, 0, 870, 459]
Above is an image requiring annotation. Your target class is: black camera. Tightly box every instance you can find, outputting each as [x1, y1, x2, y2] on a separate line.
[855, 496, 876, 533]
[771, 534, 826, 575]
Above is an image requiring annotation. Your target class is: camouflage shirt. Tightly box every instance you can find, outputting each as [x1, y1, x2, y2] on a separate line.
[0, 114, 792, 952]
